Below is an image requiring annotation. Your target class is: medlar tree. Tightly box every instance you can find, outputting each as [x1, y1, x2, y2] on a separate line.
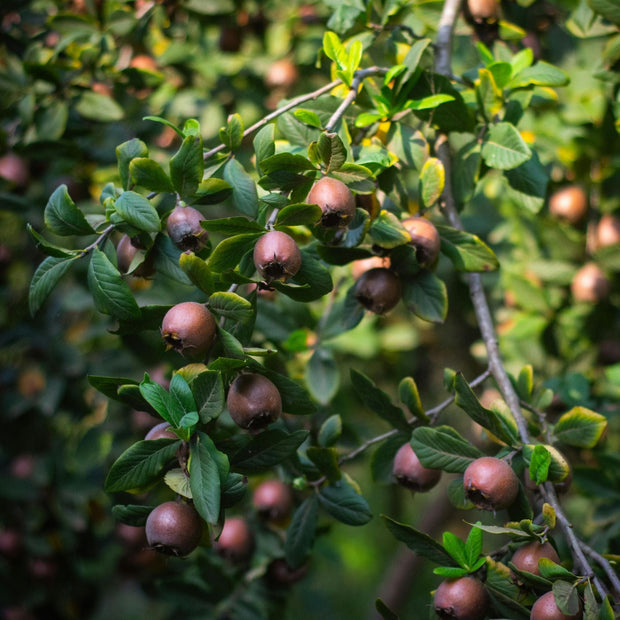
[24, 0, 620, 618]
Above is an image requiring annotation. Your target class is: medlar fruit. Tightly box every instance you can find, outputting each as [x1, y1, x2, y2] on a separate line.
[144, 421, 177, 441]
[354, 267, 402, 314]
[266, 558, 308, 586]
[434, 576, 489, 620]
[392, 442, 441, 492]
[253, 230, 302, 282]
[214, 516, 254, 562]
[571, 262, 610, 303]
[166, 205, 209, 252]
[463, 456, 519, 511]
[466, 0, 499, 22]
[596, 214, 620, 249]
[161, 301, 217, 359]
[116, 234, 154, 277]
[265, 59, 299, 91]
[530, 591, 582, 620]
[145, 501, 203, 557]
[227, 373, 282, 430]
[549, 186, 588, 225]
[306, 176, 356, 228]
[402, 216, 441, 269]
[252, 479, 294, 525]
[511, 541, 560, 577]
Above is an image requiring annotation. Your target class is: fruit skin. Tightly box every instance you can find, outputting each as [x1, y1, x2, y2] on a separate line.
[529, 591, 582, 620]
[252, 479, 294, 525]
[265, 58, 299, 91]
[434, 576, 490, 620]
[463, 456, 520, 511]
[116, 234, 154, 277]
[549, 186, 588, 225]
[166, 205, 209, 252]
[466, 0, 499, 22]
[214, 516, 254, 562]
[402, 217, 441, 269]
[595, 214, 620, 249]
[392, 442, 442, 492]
[227, 373, 282, 430]
[354, 267, 402, 314]
[306, 177, 356, 228]
[266, 558, 308, 586]
[571, 262, 610, 303]
[144, 421, 177, 441]
[145, 501, 203, 557]
[161, 301, 217, 359]
[511, 541, 560, 577]
[253, 230, 302, 282]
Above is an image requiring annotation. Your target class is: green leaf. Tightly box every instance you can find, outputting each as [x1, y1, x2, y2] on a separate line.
[223, 158, 259, 218]
[111, 504, 154, 527]
[382, 516, 457, 566]
[443, 531, 468, 567]
[139, 377, 176, 426]
[129, 158, 174, 193]
[29, 256, 77, 315]
[367, 210, 411, 249]
[164, 468, 193, 498]
[433, 566, 469, 578]
[522, 445, 571, 483]
[195, 177, 233, 204]
[253, 124, 275, 171]
[529, 445, 551, 484]
[116, 139, 149, 191]
[208, 233, 261, 273]
[323, 31, 346, 68]
[216, 325, 245, 360]
[504, 150, 549, 214]
[318, 414, 342, 448]
[465, 525, 483, 567]
[375, 598, 399, 620]
[44, 185, 95, 236]
[306, 348, 340, 405]
[231, 429, 309, 474]
[589, 0, 620, 24]
[179, 252, 215, 295]
[419, 157, 445, 208]
[169, 373, 197, 430]
[260, 153, 317, 175]
[191, 371, 225, 423]
[294, 109, 323, 129]
[350, 369, 409, 430]
[285, 496, 318, 568]
[436, 225, 499, 272]
[405, 94, 455, 111]
[201, 216, 264, 236]
[275, 203, 322, 227]
[481, 123, 531, 170]
[189, 432, 227, 524]
[331, 163, 376, 192]
[219, 113, 244, 151]
[552, 580, 581, 616]
[170, 134, 204, 200]
[104, 439, 180, 492]
[87, 248, 140, 320]
[272, 247, 333, 302]
[76, 91, 124, 121]
[114, 191, 161, 233]
[553, 407, 607, 448]
[208, 291, 253, 323]
[508, 61, 570, 89]
[318, 480, 372, 526]
[316, 132, 347, 173]
[307, 447, 341, 483]
[410, 426, 484, 473]
[599, 595, 615, 620]
[398, 377, 428, 421]
[453, 373, 520, 445]
[401, 270, 448, 323]
[26, 225, 78, 259]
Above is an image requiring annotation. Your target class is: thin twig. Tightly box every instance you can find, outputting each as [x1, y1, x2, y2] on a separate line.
[578, 540, 620, 599]
[78, 223, 116, 257]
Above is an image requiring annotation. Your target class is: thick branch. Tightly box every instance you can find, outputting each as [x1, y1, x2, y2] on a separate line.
[434, 0, 462, 77]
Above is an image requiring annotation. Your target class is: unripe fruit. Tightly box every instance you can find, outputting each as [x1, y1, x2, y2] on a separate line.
[161, 301, 217, 359]
[252, 479, 294, 524]
[392, 443, 442, 492]
[511, 541, 560, 577]
[166, 205, 209, 252]
[214, 516, 254, 562]
[530, 591, 582, 620]
[227, 373, 282, 430]
[116, 234, 154, 277]
[571, 262, 610, 303]
[463, 456, 519, 511]
[266, 558, 308, 586]
[145, 501, 203, 556]
[144, 421, 177, 441]
[265, 59, 299, 91]
[354, 267, 402, 314]
[253, 231, 302, 282]
[306, 177, 356, 228]
[434, 576, 489, 620]
[402, 217, 441, 269]
[595, 214, 620, 249]
[549, 186, 588, 225]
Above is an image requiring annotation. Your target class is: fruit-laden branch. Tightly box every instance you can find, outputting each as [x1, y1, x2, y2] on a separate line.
[433, 0, 614, 600]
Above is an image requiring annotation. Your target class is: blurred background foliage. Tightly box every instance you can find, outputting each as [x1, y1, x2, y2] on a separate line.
[0, 0, 618, 618]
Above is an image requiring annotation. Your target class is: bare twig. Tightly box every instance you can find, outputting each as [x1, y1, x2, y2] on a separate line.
[578, 540, 620, 599]
[78, 223, 116, 257]
[434, 0, 463, 78]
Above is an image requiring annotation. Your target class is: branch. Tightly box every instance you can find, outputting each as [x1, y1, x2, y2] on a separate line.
[578, 540, 620, 599]
[434, 0, 463, 78]
[78, 223, 116, 258]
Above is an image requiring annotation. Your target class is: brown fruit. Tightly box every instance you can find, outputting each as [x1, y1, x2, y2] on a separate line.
[354, 267, 402, 314]
[434, 576, 489, 620]
[265, 59, 299, 91]
[530, 591, 582, 620]
[129, 54, 158, 72]
[214, 516, 254, 562]
[511, 541, 560, 577]
[351, 255, 390, 279]
[252, 479, 294, 524]
[253, 230, 302, 282]
[402, 217, 441, 269]
[218, 25, 243, 52]
[116, 234, 154, 277]
[161, 301, 217, 359]
[571, 262, 610, 303]
[595, 214, 620, 249]
[144, 421, 177, 441]
[392, 443, 441, 492]
[549, 186, 588, 225]
[266, 558, 308, 585]
[466, 0, 499, 22]
[166, 205, 209, 252]
[463, 456, 519, 511]
[0, 153, 29, 187]
[227, 373, 282, 430]
[306, 177, 356, 228]
[145, 501, 203, 557]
